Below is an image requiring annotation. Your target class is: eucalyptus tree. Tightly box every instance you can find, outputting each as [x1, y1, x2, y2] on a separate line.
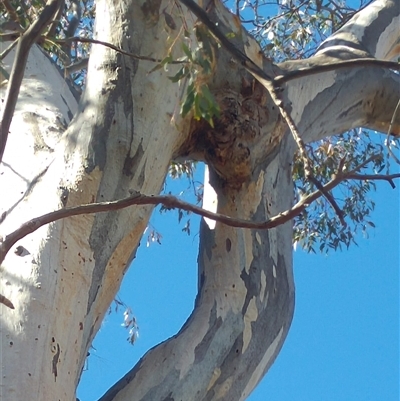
[0, 0, 399, 400]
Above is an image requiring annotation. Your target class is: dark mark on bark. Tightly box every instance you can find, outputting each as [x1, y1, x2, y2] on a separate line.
[137, 162, 146, 187]
[59, 186, 69, 207]
[60, 95, 74, 121]
[14, 245, 30, 256]
[52, 343, 60, 381]
[123, 139, 144, 177]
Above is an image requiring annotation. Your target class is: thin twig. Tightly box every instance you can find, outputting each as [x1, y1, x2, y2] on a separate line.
[278, 102, 346, 225]
[274, 59, 400, 87]
[0, 39, 19, 61]
[386, 98, 400, 164]
[54, 36, 184, 65]
[47, 0, 65, 37]
[346, 173, 400, 189]
[0, 0, 64, 165]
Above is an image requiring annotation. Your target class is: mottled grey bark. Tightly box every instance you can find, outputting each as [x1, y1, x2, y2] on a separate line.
[98, 1, 400, 400]
[0, 0, 399, 400]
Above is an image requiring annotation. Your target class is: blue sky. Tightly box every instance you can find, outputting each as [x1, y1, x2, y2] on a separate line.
[77, 161, 399, 401]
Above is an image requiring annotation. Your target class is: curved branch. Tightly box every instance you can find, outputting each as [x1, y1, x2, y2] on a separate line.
[347, 173, 400, 188]
[274, 59, 400, 87]
[1, 160, 399, 266]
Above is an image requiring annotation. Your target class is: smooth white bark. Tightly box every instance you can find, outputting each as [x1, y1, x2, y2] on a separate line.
[1, 1, 190, 398]
[1, 0, 399, 400]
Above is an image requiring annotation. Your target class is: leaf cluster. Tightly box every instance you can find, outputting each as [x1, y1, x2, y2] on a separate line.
[1, 0, 94, 86]
[230, 0, 373, 61]
[176, 25, 221, 126]
[152, 24, 220, 127]
[293, 129, 398, 253]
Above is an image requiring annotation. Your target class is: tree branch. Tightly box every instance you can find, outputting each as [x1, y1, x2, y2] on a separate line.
[177, 0, 399, 225]
[2, 0, 20, 25]
[386, 99, 400, 163]
[55, 36, 184, 64]
[0, 39, 19, 61]
[346, 173, 400, 189]
[0, 0, 64, 164]
[1, 159, 399, 266]
[178, 0, 275, 83]
[0, 293, 15, 309]
[274, 59, 400, 87]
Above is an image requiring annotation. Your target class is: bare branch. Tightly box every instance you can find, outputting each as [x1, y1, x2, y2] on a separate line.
[54, 36, 184, 65]
[1, 159, 399, 265]
[346, 173, 400, 189]
[178, 0, 275, 83]
[1, 32, 185, 70]
[274, 59, 400, 87]
[0, 0, 64, 164]
[0, 32, 22, 41]
[386, 99, 400, 164]
[0, 38, 18, 61]
[47, 0, 65, 37]
[63, 57, 89, 74]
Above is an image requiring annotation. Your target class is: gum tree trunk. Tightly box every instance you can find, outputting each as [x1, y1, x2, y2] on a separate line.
[0, 0, 399, 400]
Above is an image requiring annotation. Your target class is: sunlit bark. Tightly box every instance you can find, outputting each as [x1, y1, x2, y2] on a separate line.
[0, 0, 398, 400]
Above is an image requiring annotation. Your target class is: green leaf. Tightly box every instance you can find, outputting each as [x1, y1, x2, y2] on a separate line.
[181, 42, 193, 61]
[193, 92, 201, 120]
[181, 83, 196, 117]
[148, 54, 173, 74]
[201, 85, 218, 110]
[169, 66, 189, 83]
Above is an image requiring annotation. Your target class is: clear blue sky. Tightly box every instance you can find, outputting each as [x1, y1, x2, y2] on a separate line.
[77, 160, 399, 401]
